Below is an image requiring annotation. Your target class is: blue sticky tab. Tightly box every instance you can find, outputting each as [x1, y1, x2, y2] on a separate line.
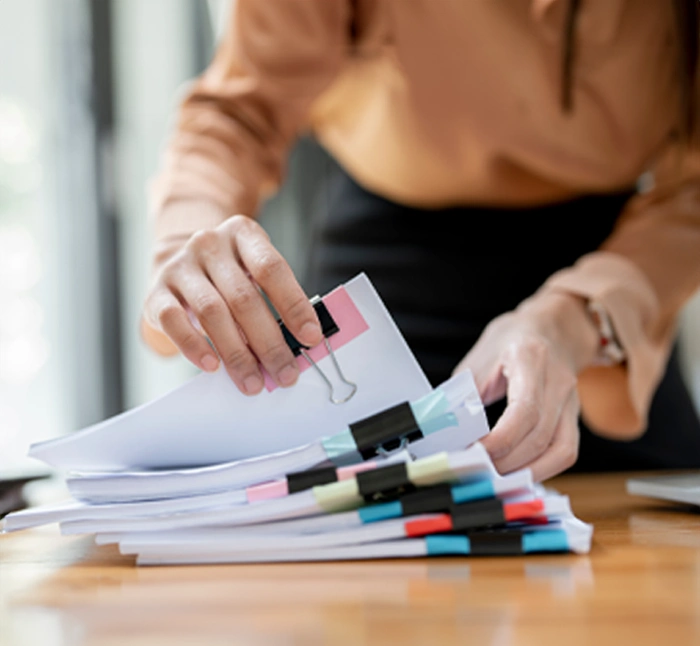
[523, 530, 569, 553]
[410, 390, 449, 423]
[426, 535, 471, 556]
[418, 412, 458, 436]
[358, 501, 403, 524]
[450, 480, 495, 504]
[322, 429, 359, 463]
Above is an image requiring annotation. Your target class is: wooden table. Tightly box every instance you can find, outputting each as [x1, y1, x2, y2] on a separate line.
[2, 472, 700, 646]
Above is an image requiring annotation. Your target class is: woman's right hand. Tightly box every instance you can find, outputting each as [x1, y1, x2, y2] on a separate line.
[142, 215, 323, 395]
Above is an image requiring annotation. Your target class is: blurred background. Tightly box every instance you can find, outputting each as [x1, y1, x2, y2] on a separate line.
[0, 0, 699, 470]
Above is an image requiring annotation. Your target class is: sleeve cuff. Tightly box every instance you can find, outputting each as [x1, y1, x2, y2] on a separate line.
[539, 251, 671, 437]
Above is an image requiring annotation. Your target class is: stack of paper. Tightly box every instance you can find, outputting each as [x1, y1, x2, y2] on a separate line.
[2, 274, 593, 563]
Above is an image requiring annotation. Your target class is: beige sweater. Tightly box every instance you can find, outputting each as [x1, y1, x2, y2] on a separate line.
[149, 0, 700, 438]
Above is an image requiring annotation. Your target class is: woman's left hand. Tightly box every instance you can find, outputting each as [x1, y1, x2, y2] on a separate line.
[453, 291, 600, 482]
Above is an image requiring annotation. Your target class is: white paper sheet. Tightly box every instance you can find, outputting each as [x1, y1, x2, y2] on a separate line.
[29, 274, 432, 470]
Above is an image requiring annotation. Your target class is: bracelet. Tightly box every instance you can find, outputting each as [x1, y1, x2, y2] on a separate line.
[586, 301, 626, 365]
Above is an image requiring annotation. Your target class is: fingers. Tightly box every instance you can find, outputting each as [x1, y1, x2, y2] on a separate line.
[453, 316, 513, 405]
[480, 339, 577, 476]
[143, 215, 319, 394]
[144, 289, 221, 374]
[140, 317, 180, 357]
[201, 239, 298, 392]
[525, 393, 580, 482]
[175, 271, 267, 395]
[232, 217, 323, 347]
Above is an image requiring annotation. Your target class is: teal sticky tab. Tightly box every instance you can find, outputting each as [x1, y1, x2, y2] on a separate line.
[358, 501, 402, 524]
[410, 390, 449, 424]
[523, 530, 569, 553]
[451, 480, 495, 504]
[322, 428, 357, 461]
[426, 535, 471, 556]
[418, 411, 458, 436]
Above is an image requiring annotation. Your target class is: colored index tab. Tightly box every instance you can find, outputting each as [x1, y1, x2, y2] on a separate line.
[406, 452, 451, 487]
[313, 479, 362, 513]
[522, 529, 569, 553]
[358, 500, 403, 523]
[425, 535, 471, 556]
[503, 499, 545, 522]
[450, 479, 495, 504]
[404, 514, 453, 538]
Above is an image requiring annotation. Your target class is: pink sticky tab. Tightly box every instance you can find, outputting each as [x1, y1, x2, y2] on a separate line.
[246, 480, 289, 503]
[262, 286, 369, 392]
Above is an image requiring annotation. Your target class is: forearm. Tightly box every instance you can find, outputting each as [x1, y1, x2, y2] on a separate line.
[153, 200, 232, 247]
[149, 0, 348, 241]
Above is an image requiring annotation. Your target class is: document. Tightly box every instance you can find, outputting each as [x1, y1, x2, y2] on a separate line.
[29, 274, 432, 470]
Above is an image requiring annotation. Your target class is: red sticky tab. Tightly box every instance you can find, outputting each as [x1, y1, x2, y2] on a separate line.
[405, 515, 453, 538]
[521, 516, 551, 526]
[503, 499, 545, 521]
[263, 286, 369, 392]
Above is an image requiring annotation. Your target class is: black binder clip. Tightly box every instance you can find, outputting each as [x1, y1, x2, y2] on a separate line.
[279, 296, 357, 404]
[349, 402, 423, 460]
[355, 462, 416, 503]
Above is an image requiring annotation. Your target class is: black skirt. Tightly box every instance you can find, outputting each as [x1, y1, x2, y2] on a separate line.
[305, 164, 700, 472]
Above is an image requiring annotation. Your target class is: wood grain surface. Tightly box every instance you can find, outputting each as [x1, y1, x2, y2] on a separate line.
[2, 472, 700, 646]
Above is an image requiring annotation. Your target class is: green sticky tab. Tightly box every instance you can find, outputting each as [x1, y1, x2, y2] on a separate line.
[406, 452, 452, 487]
[313, 479, 363, 513]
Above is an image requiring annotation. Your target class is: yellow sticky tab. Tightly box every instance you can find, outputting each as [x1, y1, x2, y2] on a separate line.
[407, 452, 452, 487]
[313, 479, 363, 513]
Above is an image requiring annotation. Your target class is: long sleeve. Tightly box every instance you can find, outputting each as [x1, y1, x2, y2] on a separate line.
[149, 0, 350, 240]
[541, 147, 700, 438]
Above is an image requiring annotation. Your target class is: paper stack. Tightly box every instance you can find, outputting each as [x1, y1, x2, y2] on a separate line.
[2, 274, 592, 563]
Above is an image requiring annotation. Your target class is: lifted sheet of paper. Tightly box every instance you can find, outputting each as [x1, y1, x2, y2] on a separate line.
[29, 274, 433, 471]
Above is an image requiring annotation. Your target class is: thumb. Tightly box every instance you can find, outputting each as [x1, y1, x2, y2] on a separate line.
[453, 353, 507, 406]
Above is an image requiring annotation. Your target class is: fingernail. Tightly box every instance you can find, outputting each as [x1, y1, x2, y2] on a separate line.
[298, 321, 322, 346]
[244, 374, 263, 395]
[277, 363, 299, 387]
[201, 354, 219, 372]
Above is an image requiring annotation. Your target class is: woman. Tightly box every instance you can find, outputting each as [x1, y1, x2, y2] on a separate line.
[142, 0, 700, 481]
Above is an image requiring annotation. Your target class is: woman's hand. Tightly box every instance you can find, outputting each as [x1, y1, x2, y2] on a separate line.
[453, 292, 600, 481]
[142, 215, 323, 395]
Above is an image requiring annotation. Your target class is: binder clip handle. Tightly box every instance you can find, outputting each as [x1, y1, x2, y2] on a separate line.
[300, 341, 357, 404]
[279, 297, 357, 405]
